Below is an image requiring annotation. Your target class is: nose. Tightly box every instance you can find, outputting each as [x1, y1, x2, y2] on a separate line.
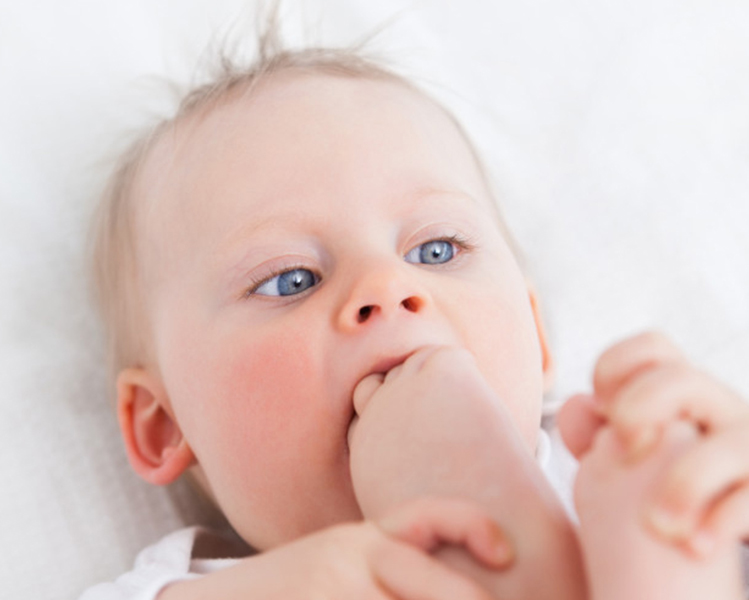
[336, 261, 430, 332]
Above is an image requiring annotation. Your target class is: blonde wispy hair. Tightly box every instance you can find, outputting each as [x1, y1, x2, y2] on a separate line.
[89, 6, 514, 388]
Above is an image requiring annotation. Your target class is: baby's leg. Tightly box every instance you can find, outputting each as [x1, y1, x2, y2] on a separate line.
[575, 421, 744, 600]
[349, 346, 586, 600]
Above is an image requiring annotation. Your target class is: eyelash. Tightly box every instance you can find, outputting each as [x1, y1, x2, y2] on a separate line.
[243, 233, 475, 299]
[244, 262, 317, 298]
[432, 234, 473, 255]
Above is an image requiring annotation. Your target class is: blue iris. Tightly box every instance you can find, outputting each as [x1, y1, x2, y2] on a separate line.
[406, 240, 454, 265]
[255, 268, 318, 296]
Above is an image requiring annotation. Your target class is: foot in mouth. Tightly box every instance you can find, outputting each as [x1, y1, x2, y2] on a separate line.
[348, 345, 587, 600]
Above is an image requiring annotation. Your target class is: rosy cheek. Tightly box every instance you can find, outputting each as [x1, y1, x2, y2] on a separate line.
[220, 329, 321, 434]
[185, 324, 340, 499]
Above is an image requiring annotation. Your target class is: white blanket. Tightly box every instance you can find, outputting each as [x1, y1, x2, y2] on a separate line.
[1, 1, 748, 597]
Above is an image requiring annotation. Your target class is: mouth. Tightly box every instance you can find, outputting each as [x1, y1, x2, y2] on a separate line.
[346, 349, 419, 453]
[365, 351, 416, 379]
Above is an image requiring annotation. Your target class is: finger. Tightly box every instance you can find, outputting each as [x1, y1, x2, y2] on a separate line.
[697, 481, 749, 554]
[593, 331, 685, 404]
[354, 372, 385, 416]
[378, 496, 514, 569]
[646, 422, 749, 544]
[373, 540, 495, 600]
[608, 365, 746, 456]
[557, 393, 607, 458]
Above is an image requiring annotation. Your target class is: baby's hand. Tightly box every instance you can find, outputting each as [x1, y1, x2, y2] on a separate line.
[561, 331, 749, 553]
[159, 497, 509, 600]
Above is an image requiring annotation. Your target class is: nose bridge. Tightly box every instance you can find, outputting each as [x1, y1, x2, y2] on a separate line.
[337, 255, 428, 330]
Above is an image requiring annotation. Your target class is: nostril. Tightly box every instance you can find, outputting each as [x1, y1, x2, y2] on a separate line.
[358, 305, 373, 323]
[400, 296, 422, 312]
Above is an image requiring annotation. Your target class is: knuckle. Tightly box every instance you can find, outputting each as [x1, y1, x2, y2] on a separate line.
[592, 345, 624, 396]
[612, 363, 693, 417]
[660, 440, 726, 505]
[652, 364, 700, 402]
[593, 331, 682, 398]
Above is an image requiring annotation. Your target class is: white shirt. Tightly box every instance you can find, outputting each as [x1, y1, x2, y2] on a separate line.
[78, 527, 244, 600]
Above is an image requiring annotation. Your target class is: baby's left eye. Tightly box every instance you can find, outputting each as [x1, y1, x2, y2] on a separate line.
[404, 239, 456, 265]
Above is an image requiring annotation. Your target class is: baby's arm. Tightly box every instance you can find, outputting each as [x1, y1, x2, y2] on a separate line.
[559, 332, 748, 600]
[158, 497, 507, 600]
[349, 346, 587, 600]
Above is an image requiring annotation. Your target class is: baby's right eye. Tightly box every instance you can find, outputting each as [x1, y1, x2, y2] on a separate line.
[253, 268, 319, 297]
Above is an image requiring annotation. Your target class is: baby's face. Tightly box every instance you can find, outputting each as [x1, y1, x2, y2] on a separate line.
[135, 72, 549, 550]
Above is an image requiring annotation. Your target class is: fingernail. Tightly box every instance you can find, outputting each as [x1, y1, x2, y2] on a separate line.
[487, 523, 515, 567]
[489, 537, 514, 567]
[647, 506, 689, 540]
[625, 427, 658, 463]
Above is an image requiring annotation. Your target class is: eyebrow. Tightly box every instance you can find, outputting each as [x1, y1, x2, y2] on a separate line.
[212, 210, 307, 267]
[214, 188, 481, 273]
[402, 188, 479, 210]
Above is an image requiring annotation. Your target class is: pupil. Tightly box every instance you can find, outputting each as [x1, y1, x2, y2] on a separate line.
[278, 269, 315, 295]
[421, 241, 452, 264]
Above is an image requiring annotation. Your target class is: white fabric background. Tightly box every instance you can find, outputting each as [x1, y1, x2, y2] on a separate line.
[1, 1, 747, 598]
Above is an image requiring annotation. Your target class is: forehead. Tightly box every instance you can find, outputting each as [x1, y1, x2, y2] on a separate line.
[133, 71, 493, 272]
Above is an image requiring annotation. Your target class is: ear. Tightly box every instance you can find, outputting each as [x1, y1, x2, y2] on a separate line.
[116, 367, 196, 486]
[527, 285, 554, 393]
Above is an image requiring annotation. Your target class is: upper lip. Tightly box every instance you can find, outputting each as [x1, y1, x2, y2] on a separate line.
[365, 351, 416, 378]
[348, 348, 419, 410]
[347, 350, 418, 428]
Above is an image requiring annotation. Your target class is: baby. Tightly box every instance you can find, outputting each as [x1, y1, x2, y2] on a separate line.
[84, 26, 749, 600]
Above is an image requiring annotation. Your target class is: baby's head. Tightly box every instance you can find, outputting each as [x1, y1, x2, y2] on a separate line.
[92, 32, 552, 551]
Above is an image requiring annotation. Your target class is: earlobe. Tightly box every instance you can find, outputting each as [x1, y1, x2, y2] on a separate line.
[527, 286, 555, 393]
[117, 367, 196, 486]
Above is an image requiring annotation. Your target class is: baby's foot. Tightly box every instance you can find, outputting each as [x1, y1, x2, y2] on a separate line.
[575, 422, 744, 600]
[349, 346, 586, 600]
